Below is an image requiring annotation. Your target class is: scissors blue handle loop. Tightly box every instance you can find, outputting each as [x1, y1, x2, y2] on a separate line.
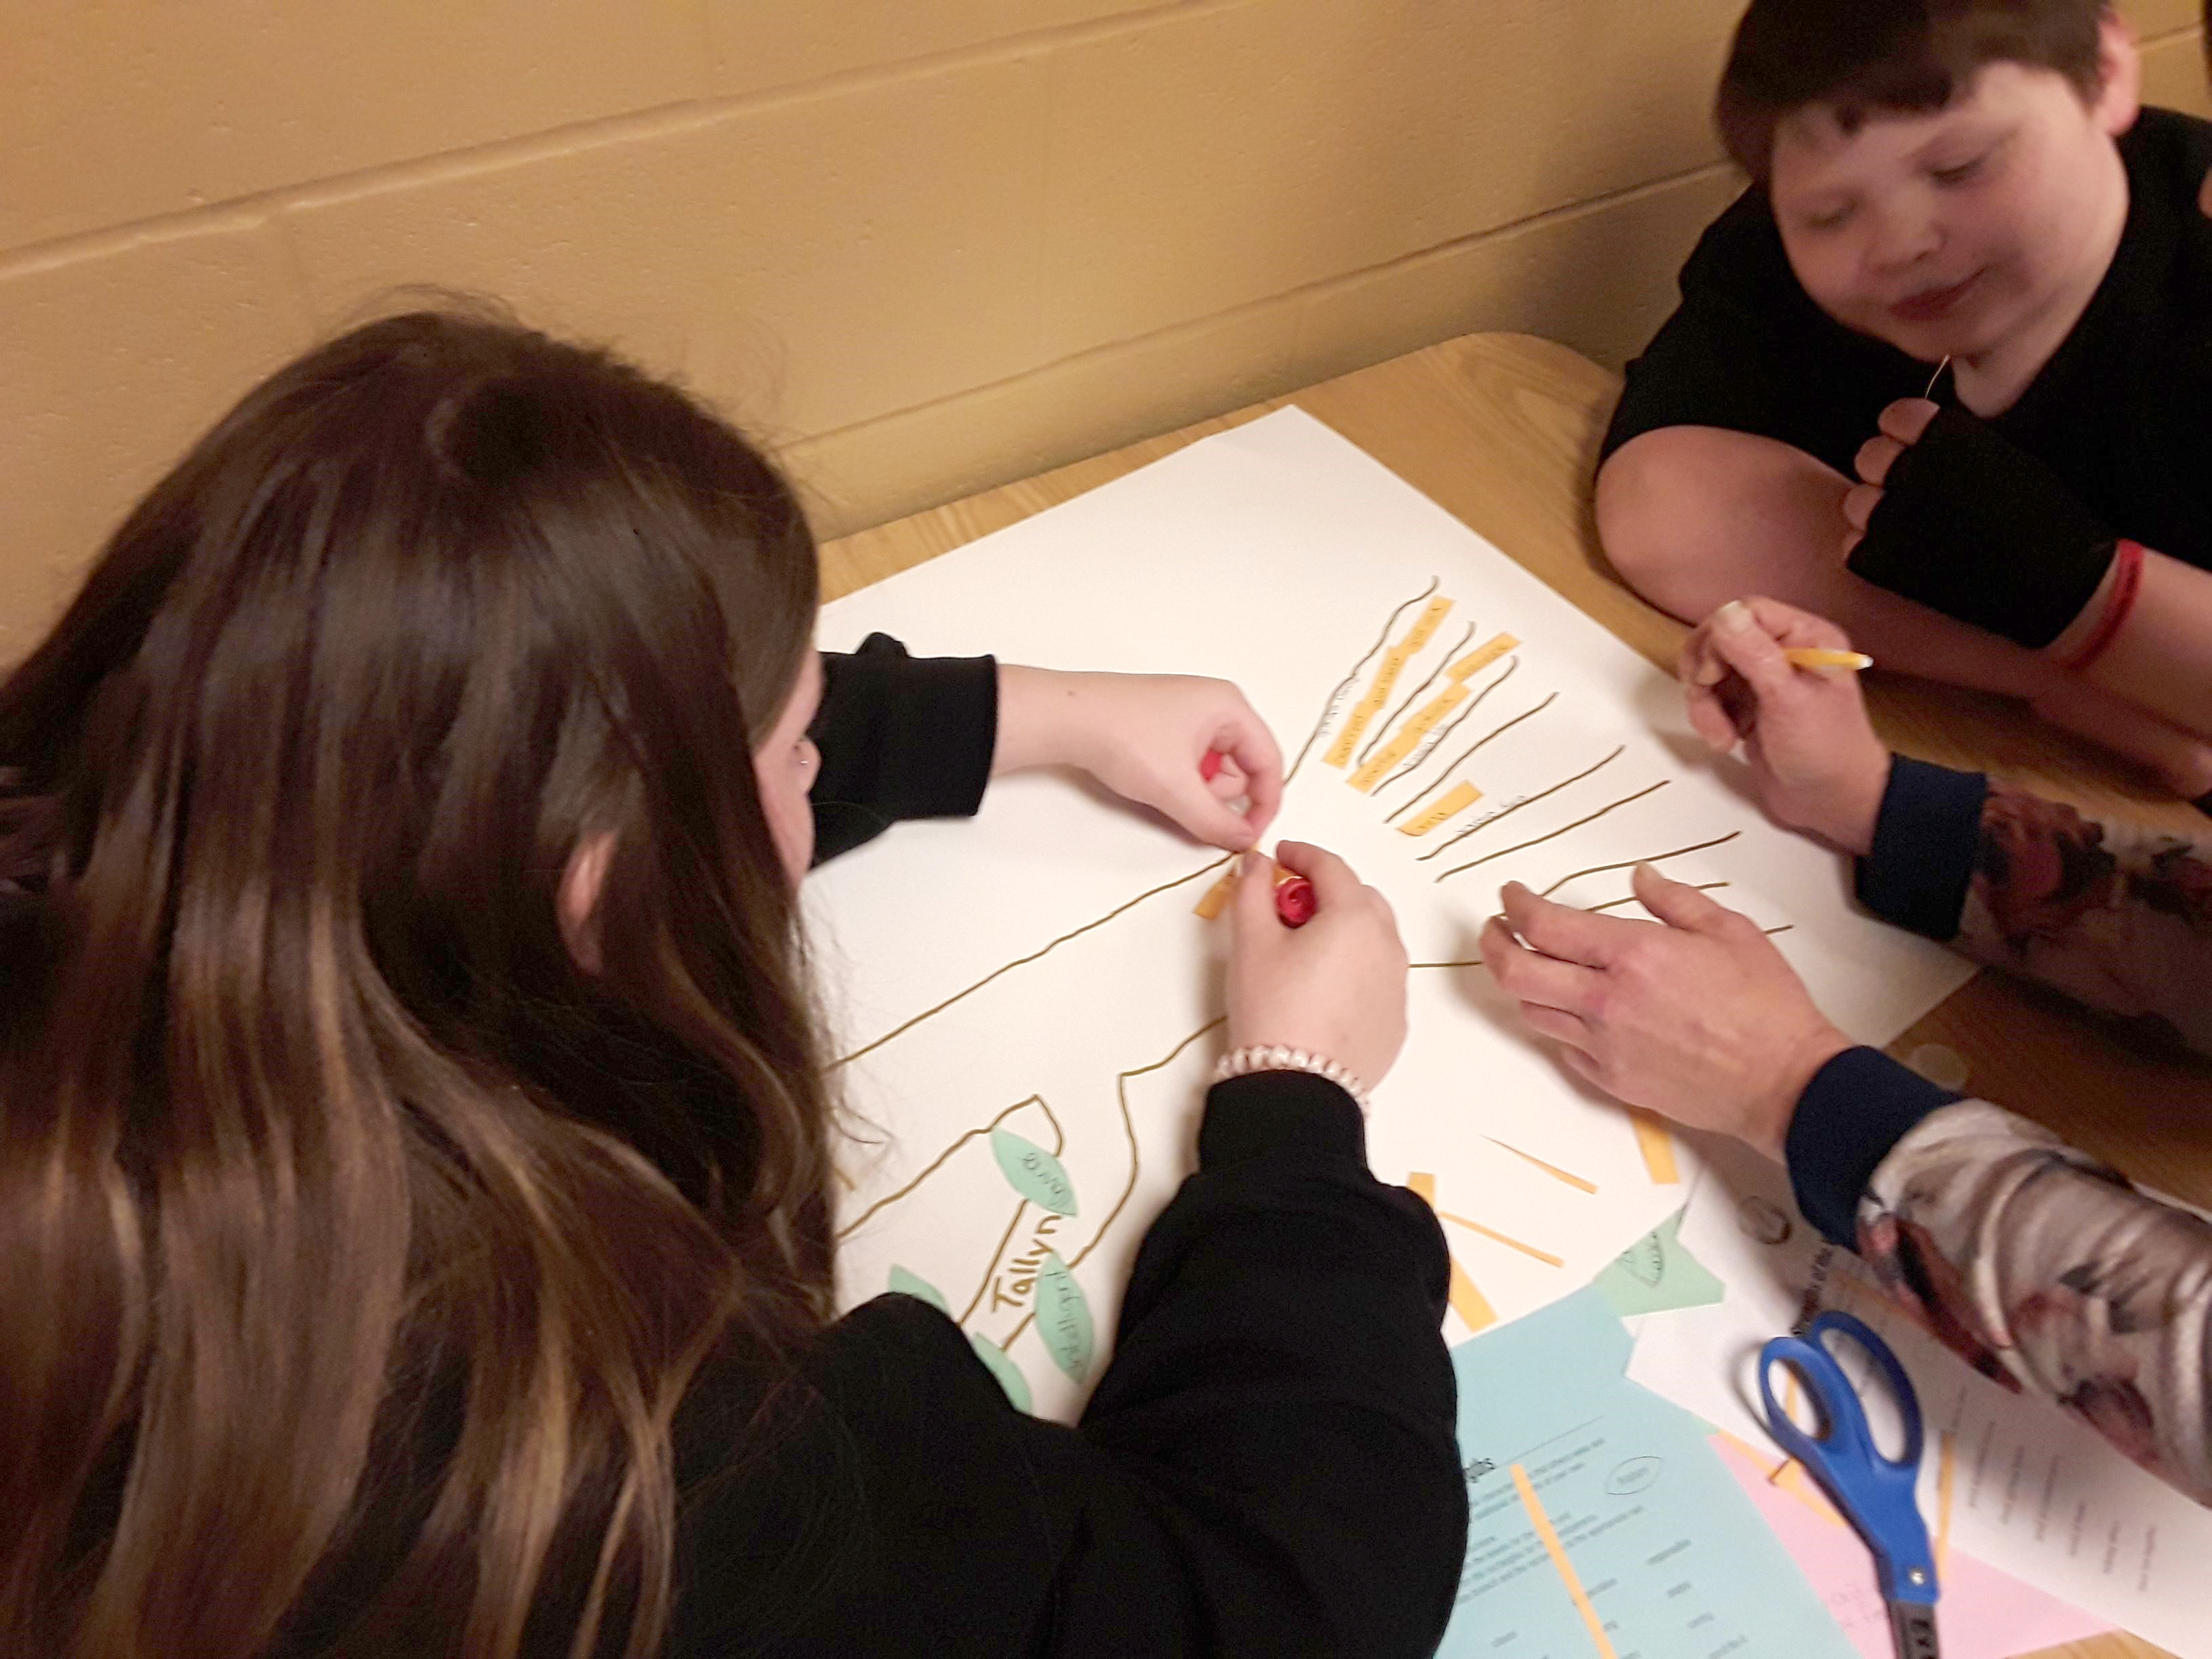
[1758, 1311, 1938, 1607]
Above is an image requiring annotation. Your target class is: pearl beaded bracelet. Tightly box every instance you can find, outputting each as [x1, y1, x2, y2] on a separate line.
[1212, 1044, 1372, 1114]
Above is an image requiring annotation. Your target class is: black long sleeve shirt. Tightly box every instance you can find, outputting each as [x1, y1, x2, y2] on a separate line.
[663, 636, 1469, 1656]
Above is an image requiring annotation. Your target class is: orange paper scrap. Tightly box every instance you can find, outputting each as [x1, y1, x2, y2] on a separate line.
[1511, 1465, 1618, 1659]
[1397, 780, 1483, 836]
[1192, 872, 1236, 920]
[1406, 1172, 1497, 1332]
[1631, 1109, 1680, 1184]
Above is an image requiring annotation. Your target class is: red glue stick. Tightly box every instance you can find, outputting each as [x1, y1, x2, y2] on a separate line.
[1273, 869, 1317, 928]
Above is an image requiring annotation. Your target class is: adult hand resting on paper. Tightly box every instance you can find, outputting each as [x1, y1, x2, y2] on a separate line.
[1481, 865, 1851, 1163]
[1229, 842, 1408, 1090]
[994, 666, 1285, 851]
[1679, 597, 1890, 856]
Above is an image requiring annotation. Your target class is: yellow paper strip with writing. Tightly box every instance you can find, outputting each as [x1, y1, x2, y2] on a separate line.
[1397, 780, 1482, 836]
[1324, 596, 1454, 767]
[1446, 632, 1519, 681]
[1349, 682, 1470, 792]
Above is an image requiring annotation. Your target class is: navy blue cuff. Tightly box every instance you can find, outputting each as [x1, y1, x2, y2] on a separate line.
[1853, 756, 1988, 940]
[1200, 1073, 1368, 1171]
[1786, 1047, 1960, 1247]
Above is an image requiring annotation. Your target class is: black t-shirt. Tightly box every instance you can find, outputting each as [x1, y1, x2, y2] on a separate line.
[1603, 106, 2212, 571]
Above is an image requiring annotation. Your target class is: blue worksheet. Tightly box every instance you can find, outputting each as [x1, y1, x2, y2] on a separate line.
[1443, 1289, 1854, 1658]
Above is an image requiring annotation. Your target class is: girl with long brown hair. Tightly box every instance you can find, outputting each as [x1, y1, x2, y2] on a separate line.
[0, 308, 1466, 1658]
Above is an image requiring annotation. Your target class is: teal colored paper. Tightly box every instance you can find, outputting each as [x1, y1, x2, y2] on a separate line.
[888, 1265, 951, 1316]
[1033, 1251, 1096, 1382]
[989, 1127, 1080, 1215]
[1441, 1289, 1853, 1658]
[1593, 1210, 1727, 1319]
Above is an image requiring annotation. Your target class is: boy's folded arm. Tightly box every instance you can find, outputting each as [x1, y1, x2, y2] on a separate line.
[1595, 424, 1855, 624]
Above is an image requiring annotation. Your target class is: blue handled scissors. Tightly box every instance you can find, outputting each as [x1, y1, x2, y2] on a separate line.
[1759, 1311, 1940, 1659]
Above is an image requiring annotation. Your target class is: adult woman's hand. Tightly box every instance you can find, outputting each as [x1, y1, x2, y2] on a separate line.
[1226, 842, 1408, 1091]
[1679, 597, 1891, 855]
[1481, 863, 1853, 1162]
[995, 666, 1284, 850]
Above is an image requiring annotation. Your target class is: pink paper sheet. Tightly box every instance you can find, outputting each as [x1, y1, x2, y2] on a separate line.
[1713, 1435, 2114, 1659]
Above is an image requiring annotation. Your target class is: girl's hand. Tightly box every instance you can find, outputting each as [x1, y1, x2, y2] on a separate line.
[1226, 842, 1408, 1089]
[995, 666, 1284, 850]
[1678, 597, 1891, 855]
[1481, 865, 1853, 1162]
[1841, 396, 1940, 559]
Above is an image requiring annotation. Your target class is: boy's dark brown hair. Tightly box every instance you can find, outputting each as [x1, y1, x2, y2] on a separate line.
[1717, 0, 2111, 182]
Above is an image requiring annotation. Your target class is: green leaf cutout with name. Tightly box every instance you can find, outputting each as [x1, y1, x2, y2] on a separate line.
[1033, 1252, 1096, 1383]
[990, 1128, 1079, 1216]
[1593, 1210, 1726, 1319]
[888, 1265, 951, 1317]
[970, 1333, 1033, 1414]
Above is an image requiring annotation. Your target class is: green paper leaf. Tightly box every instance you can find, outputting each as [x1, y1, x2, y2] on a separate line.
[970, 1333, 1033, 1413]
[1033, 1251, 1096, 1383]
[1593, 1210, 1727, 1318]
[888, 1265, 950, 1317]
[990, 1128, 1079, 1216]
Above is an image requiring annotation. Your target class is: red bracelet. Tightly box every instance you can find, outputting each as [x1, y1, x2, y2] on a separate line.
[2055, 539, 2145, 674]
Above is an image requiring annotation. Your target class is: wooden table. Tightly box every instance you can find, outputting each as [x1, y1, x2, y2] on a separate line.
[821, 331, 2202, 1659]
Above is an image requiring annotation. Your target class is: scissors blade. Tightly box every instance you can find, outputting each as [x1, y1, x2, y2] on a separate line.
[1887, 1599, 1940, 1659]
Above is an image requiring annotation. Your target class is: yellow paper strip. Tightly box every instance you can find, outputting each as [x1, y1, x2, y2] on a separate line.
[1631, 1109, 1679, 1185]
[1398, 779, 1483, 837]
[1350, 681, 1471, 792]
[1324, 596, 1454, 767]
[1511, 1465, 1618, 1659]
[1446, 632, 1519, 681]
[1937, 1431, 1955, 1572]
[1483, 1136, 1600, 1194]
[1717, 1433, 1849, 1529]
[1192, 872, 1236, 920]
[1406, 1172, 1498, 1332]
[1443, 1253, 1498, 1332]
[1438, 1208, 1566, 1268]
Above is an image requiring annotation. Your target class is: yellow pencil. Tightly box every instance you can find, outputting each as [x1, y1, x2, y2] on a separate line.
[1783, 648, 1874, 672]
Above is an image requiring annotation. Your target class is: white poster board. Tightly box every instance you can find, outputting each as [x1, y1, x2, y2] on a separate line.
[807, 409, 1974, 1422]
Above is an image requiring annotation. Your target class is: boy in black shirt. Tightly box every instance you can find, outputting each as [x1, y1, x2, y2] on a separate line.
[1598, 0, 2212, 794]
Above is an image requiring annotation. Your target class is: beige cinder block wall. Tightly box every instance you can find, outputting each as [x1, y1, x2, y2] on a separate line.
[3, 1, 2205, 663]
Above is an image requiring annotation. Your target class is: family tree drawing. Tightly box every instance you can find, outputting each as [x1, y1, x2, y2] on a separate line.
[830, 578, 1792, 1413]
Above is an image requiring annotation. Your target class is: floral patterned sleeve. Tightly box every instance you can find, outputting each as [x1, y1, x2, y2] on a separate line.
[1853, 1097, 2212, 1506]
[1816, 761, 2212, 1505]
[1856, 756, 2212, 1053]
[1954, 781, 2212, 1052]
